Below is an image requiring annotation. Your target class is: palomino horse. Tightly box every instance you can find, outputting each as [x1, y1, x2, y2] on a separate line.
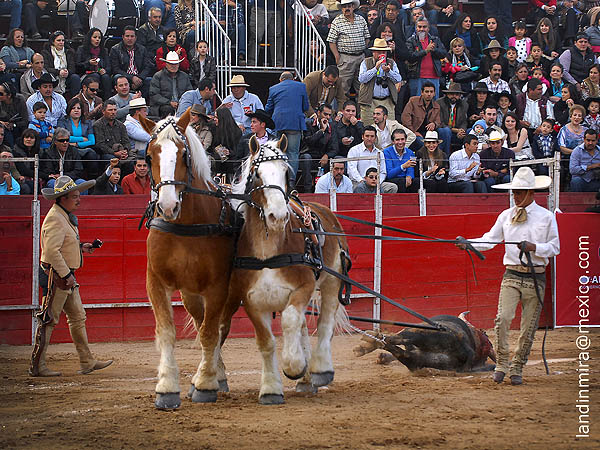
[228, 135, 351, 404]
[139, 111, 240, 409]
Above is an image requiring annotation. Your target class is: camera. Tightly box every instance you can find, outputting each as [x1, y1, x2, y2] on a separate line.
[375, 78, 388, 88]
[91, 238, 103, 249]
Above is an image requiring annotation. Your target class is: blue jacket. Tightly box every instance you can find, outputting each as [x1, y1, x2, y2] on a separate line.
[383, 145, 415, 179]
[265, 79, 309, 132]
[57, 117, 96, 149]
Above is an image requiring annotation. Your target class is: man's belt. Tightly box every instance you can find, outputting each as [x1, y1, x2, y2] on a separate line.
[373, 96, 389, 100]
[506, 264, 546, 274]
[339, 51, 364, 56]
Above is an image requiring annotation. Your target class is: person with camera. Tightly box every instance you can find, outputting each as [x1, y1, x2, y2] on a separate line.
[357, 38, 403, 127]
[30, 175, 113, 376]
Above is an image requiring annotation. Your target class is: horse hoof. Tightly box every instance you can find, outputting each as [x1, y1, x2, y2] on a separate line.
[191, 389, 218, 403]
[295, 382, 318, 394]
[218, 379, 229, 393]
[282, 364, 307, 380]
[155, 392, 181, 410]
[259, 393, 285, 405]
[311, 371, 334, 387]
[187, 384, 195, 399]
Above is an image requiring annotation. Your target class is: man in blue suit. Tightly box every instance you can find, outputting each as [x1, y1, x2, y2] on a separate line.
[265, 72, 310, 186]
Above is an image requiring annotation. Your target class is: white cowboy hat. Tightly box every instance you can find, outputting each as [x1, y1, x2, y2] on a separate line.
[493, 167, 552, 190]
[369, 38, 392, 52]
[160, 51, 185, 65]
[129, 97, 147, 109]
[41, 175, 96, 200]
[228, 75, 250, 87]
[423, 130, 443, 142]
[488, 130, 503, 142]
[338, 0, 360, 8]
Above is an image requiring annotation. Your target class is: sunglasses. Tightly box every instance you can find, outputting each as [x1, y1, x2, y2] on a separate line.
[56, 138, 69, 143]
[88, 87, 98, 92]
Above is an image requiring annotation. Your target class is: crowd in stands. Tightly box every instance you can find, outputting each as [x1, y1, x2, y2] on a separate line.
[1, 0, 600, 196]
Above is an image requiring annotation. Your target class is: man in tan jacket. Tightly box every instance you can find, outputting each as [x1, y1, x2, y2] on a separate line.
[303, 66, 344, 119]
[30, 176, 113, 377]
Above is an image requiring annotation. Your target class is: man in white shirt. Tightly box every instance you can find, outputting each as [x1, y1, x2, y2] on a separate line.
[481, 62, 510, 94]
[347, 125, 397, 193]
[220, 75, 264, 135]
[372, 105, 416, 150]
[457, 167, 560, 386]
[124, 98, 151, 158]
[448, 134, 487, 193]
[26, 73, 67, 127]
[314, 159, 353, 193]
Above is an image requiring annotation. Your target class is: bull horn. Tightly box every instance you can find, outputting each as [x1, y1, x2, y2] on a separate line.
[459, 310, 473, 326]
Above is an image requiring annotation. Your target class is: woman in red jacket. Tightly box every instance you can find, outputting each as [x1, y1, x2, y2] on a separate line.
[155, 28, 190, 72]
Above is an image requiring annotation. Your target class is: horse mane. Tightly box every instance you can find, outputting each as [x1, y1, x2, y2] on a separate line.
[153, 116, 212, 184]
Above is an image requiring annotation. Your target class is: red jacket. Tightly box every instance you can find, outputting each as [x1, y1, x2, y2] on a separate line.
[529, 0, 556, 9]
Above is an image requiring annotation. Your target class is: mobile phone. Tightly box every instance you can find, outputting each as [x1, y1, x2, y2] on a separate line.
[91, 238, 103, 249]
[378, 54, 386, 64]
[347, 136, 354, 143]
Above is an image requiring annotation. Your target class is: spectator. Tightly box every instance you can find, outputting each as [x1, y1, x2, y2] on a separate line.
[529, 0, 559, 30]
[73, 74, 103, 122]
[531, 118, 560, 175]
[303, 0, 330, 37]
[138, 6, 166, 64]
[376, 1, 407, 45]
[248, 0, 283, 67]
[483, 2, 511, 37]
[347, 125, 397, 192]
[480, 40, 509, 84]
[354, 166, 398, 193]
[303, 66, 344, 119]
[69, 0, 90, 38]
[496, 91, 515, 127]
[109, 75, 141, 121]
[581, 64, 600, 101]
[26, 73, 66, 127]
[448, 133, 487, 193]
[554, 83, 581, 126]
[109, 26, 154, 99]
[41, 31, 81, 99]
[121, 156, 151, 194]
[94, 158, 123, 195]
[0, 29, 34, 74]
[156, 29, 190, 73]
[372, 104, 416, 149]
[481, 62, 511, 98]
[525, 43, 552, 77]
[57, 97, 98, 178]
[442, 37, 477, 93]
[0, 153, 20, 195]
[265, 72, 310, 185]
[189, 40, 216, 89]
[548, 63, 565, 103]
[559, 33, 595, 85]
[174, 0, 196, 52]
[479, 130, 515, 191]
[531, 17, 561, 60]
[437, 82, 468, 148]
[28, 101, 53, 150]
[472, 119, 488, 150]
[190, 104, 213, 152]
[314, 158, 353, 193]
[503, 111, 533, 160]
[12, 128, 40, 194]
[509, 21, 531, 63]
[0, 0, 22, 33]
[221, 75, 264, 135]
[505, 46, 518, 80]
[20, 53, 47, 99]
[144, 0, 176, 29]
[406, 18, 446, 99]
[404, 7, 436, 41]
[479, 15, 508, 49]
[383, 128, 417, 192]
[427, 0, 459, 26]
[569, 128, 600, 191]
[149, 51, 192, 118]
[443, 13, 482, 64]
[0, 81, 29, 147]
[235, 109, 275, 168]
[466, 82, 492, 126]
[39, 128, 86, 188]
[327, 0, 370, 102]
[124, 98, 152, 158]
[334, 100, 364, 157]
[584, 97, 600, 132]
[23, 0, 56, 40]
[509, 63, 530, 98]
[75, 28, 111, 99]
[401, 81, 452, 155]
[210, 0, 247, 65]
[515, 78, 555, 139]
[0, 127, 11, 154]
[93, 99, 131, 163]
[558, 103, 587, 160]
[298, 102, 339, 192]
[358, 38, 403, 126]
[177, 79, 216, 116]
[480, 104, 505, 144]
[366, 6, 379, 28]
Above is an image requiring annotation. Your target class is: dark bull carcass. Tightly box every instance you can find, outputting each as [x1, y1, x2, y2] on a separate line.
[353, 312, 496, 372]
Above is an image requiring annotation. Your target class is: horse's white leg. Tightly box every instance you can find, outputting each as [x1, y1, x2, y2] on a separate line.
[295, 316, 318, 393]
[308, 275, 341, 387]
[147, 271, 180, 409]
[280, 283, 313, 380]
[245, 304, 284, 404]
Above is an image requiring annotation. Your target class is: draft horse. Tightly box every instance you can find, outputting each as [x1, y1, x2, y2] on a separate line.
[139, 111, 240, 409]
[228, 135, 351, 404]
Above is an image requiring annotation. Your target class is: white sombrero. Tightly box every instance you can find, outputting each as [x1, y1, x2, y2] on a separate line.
[160, 51, 185, 64]
[493, 167, 551, 190]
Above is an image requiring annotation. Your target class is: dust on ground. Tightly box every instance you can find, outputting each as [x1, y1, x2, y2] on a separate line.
[0, 327, 598, 449]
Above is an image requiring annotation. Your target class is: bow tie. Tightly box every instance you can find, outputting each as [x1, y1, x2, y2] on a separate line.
[511, 207, 527, 224]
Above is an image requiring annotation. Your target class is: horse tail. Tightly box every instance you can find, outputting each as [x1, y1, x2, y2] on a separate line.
[334, 303, 352, 336]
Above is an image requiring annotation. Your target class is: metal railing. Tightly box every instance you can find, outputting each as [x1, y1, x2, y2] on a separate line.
[293, 1, 327, 79]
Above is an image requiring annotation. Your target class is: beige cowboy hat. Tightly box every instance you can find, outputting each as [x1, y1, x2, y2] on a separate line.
[442, 81, 465, 94]
[41, 175, 95, 200]
[190, 103, 211, 120]
[160, 50, 185, 64]
[228, 74, 250, 87]
[338, 0, 360, 8]
[129, 97, 147, 109]
[493, 167, 551, 190]
[423, 130, 443, 143]
[369, 38, 392, 52]
[488, 130, 503, 142]
[483, 40, 506, 54]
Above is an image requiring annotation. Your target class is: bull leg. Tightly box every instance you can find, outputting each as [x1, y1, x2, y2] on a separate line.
[245, 304, 284, 405]
[147, 270, 180, 410]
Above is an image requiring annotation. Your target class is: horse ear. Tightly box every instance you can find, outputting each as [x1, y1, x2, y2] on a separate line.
[177, 107, 191, 131]
[249, 135, 260, 155]
[278, 134, 288, 153]
[139, 115, 156, 136]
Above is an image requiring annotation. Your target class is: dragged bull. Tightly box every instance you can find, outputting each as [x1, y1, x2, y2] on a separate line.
[353, 312, 496, 372]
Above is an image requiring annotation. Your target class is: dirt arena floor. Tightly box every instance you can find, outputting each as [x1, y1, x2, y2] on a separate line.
[0, 327, 598, 449]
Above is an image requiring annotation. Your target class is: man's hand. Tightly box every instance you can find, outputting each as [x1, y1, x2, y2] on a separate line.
[133, 91, 142, 99]
[170, 101, 178, 109]
[64, 274, 76, 288]
[425, 122, 435, 132]
[238, 124, 245, 133]
[132, 76, 143, 89]
[320, 117, 329, 131]
[375, 57, 385, 69]
[402, 159, 416, 169]
[587, 162, 600, 170]
[59, 69, 68, 78]
[110, 157, 119, 168]
[426, 42, 435, 52]
[456, 129, 466, 138]
[519, 241, 536, 252]
[341, 136, 353, 145]
[405, 176, 412, 188]
[81, 243, 95, 254]
[520, 120, 531, 128]
[1, 171, 11, 185]
[222, 102, 234, 109]
[466, 161, 477, 172]
[320, 154, 329, 166]
[349, 115, 358, 125]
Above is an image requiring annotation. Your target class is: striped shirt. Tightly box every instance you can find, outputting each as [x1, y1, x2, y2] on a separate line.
[327, 14, 370, 54]
[448, 148, 481, 183]
[481, 76, 510, 94]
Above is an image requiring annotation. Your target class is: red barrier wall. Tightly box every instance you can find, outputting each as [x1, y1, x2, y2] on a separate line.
[0, 210, 559, 345]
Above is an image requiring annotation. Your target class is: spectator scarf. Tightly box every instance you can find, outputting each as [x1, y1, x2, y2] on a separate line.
[127, 48, 138, 76]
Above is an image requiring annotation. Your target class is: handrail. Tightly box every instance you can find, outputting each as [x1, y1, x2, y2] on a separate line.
[293, 0, 326, 80]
